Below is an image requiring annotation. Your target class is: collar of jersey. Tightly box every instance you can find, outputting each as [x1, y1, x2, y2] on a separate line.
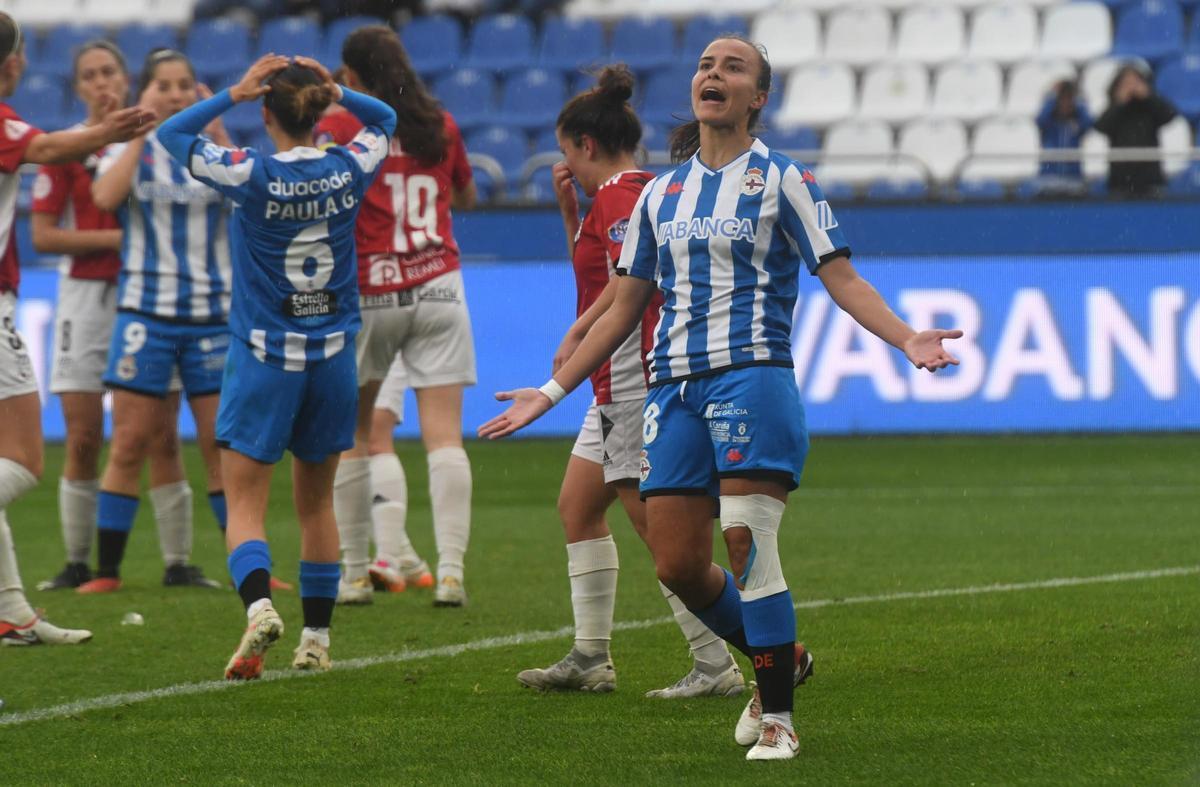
[271, 146, 326, 161]
[691, 138, 768, 175]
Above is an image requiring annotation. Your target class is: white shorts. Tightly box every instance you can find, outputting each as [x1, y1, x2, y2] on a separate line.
[355, 269, 477, 389]
[0, 291, 38, 400]
[50, 276, 117, 394]
[373, 352, 408, 422]
[570, 399, 644, 484]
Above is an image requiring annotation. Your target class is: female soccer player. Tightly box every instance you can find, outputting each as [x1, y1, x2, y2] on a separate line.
[515, 65, 742, 700]
[79, 49, 234, 593]
[157, 55, 395, 677]
[0, 13, 154, 643]
[482, 37, 961, 760]
[315, 26, 476, 607]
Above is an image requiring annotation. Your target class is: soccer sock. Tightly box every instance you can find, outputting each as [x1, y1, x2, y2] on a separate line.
[687, 568, 752, 659]
[333, 458, 372, 582]
[428, 447, 471, 580]
[0, 458, 37, 510]
[744, 591, 798, 717]
[150, 481, 193, 566]
[659, 581, 735, 673]
[208, 491, 227, 533]
[228, 539, 272, 609]
[299, 560, 339, 630]
[368, 452, 415, 563]
[302, 626, 330, 648]
[59, 478, 99, 565]
[96, 491, 139, 578]
[566, 536, 619, 658]
[0, 511, 35, 623]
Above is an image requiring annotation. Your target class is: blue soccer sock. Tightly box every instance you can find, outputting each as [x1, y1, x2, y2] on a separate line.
[688, 568, 752, 658]
[96, 491, 139, 578]
[743, 590, 798, 715]
[229, 540, 272, 609]
[208, 491, 227, 532]
[299, 561, 339, 630]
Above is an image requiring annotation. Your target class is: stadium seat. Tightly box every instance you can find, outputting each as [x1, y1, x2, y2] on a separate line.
[641, 122, 668, 154]
[608, 16, 678, 71]
[257, 17, 321, 60]
[80, 0, 152, 26]
[681, 15, 750, 57]
[115, 24, 180, 72]
[959, 116, 1040, 184]
[538, 17, 605, 72]
[522, 164, 557, 202]
[775, 63, 855, 128]
[464, 14, 535, 74]
[759, 125, 820, 155]
[401, 15, 462, 77]
[1167, 161, 1200, 194]
[1188, 13, 1200, 53]
[140, 0, 194, 26]
[930, 60, 1003, 121]
[1159, 113, 1192, 176]
[1079, 129, 1109, 181]
[562, 0, 643, 20]
[866, 177, 929, 201]
[858, 62, 930, 123]
[824, 7, 892, 66]
[9, 75, 68, 131]
[1111, 0, 1185, 62]
[967, 4, 1038, 64]
[531, 127, 561, 154]
[816, 118, 894, 187]
[321, 16, 384, 67]
[466, 125, 528, 197]
[895, 6, 965, 64]
[749, 8, 820, 70]
[497, 69, 566, 131]
[1080, 56, 1133, 115]
[34, 24, 104, 79]
[434, 68, 496, 131]
[9, 0, 79, 28]
[1040, 3, 1113, 62]
[1006, 60, 1078, 115]
[638, 67, 695, 129]
[1156, 54, 1200, 119]
[187, 19, 252, 84]
[222, 100, 263, 138]
[956, 178, 1006, 199]
[898, 117, 969, 183]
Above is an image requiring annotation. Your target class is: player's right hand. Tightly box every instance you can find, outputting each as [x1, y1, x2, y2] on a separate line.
[478, 388, 554, 440]
[102, 105, 157, 142]
[552, 162, 579, 216]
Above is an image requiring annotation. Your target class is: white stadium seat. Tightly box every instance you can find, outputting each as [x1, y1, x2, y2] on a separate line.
[1080, 57, 1146, 116]
[899, 117, 969, 183]
[80, 0, 151, 25]
[967, 4, 1038, 64]
[895, 6, 966, 64]
[817, 118, 895, 186]
[960, 116, 1041, 183]
[10, 0, 79, 27]
[931, 60, 1003, 121]
[1080, 129, 1108, 180]
[777, 0, 844, 11]
[1160, 115, 1192, 178]
[825, 7, 892, 66]
[1006, 60, 1077, 115]
[1040, 3, 1113, 63]
[563, 0, 642, 19]
[859, 62, 930, 123]
[142, 0, 197, 25]
[750, 8, 821, 70]
[776, 63, 856, 127]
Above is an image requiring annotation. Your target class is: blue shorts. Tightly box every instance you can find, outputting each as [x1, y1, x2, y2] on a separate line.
[102, 311, 229, 397]
[639, 365, 809, 498]
[215, 338, 358, 464]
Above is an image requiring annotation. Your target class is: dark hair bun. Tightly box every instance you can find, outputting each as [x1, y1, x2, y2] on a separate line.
[595, 64, 635, 105]
[296, 83, 334, 121]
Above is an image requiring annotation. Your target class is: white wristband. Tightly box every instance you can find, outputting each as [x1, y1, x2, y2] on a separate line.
[538, 379, 567, 406]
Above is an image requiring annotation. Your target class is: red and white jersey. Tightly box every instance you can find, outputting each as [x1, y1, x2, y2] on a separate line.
[574, 169, 661, 404]
[0, 104, 42, 294]
[315, 108, 472, 295]
[31, 124, 120, 283]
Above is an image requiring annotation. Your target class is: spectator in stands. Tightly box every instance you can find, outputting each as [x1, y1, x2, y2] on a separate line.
[1095, 65, 1178, 197]
[1035, 80, 1091, 195]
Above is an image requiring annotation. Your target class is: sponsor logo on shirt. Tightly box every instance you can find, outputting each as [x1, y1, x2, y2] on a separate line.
[657, 217, 754, 244]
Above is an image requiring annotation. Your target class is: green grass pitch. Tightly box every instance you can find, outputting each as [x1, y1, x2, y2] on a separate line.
[1, 436, 1197, 784]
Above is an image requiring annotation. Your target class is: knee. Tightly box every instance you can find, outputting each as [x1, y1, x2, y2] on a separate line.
[108, 428, 151, 469]
[654, 552, 706, 595]
[67, 426, 104, 468]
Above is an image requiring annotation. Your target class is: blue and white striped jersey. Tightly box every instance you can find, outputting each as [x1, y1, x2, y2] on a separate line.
[98, 131, 231, 323]
[616, 138, 850, 386]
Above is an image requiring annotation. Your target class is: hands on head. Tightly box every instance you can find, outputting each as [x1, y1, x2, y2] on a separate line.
[229, 54, 291, 103]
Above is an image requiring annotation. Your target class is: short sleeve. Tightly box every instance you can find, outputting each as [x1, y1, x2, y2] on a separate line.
[95, 142, 128, 179]
[31, 164, 70, 215]
[777, 162, 851, 275]
[0, 108, 42, 173]
[314, 110, 358, 149]
[614, 180, 658, 281]
[343, 126, 390, 181]
[186, 140, 258, 204]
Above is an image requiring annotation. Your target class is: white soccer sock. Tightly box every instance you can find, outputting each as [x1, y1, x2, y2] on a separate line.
[0, 457, 37, 510]
[247, 597, 273, 619]
[302, 626, 330, 648]
[567, 536, 619, 658]
[368, 452, 417, 564]
[659, 580, 735, 672]
[0, 511, 35, 624]
[333, 457, 372, 582]
[762, 711, 794, 732]
[150, 481, 193, 566]
[59, 478, 99, 565]
[428, 447, 471, 581]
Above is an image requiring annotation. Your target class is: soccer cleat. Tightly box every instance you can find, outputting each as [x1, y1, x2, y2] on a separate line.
[291, 636, 332, 672]
[735, 644, 814, 746]
[644, 661, 746, 699]
[269, 577, 294, 591]
[224, 603, 284, 680]
[367, 559, 407, 593]
[401, 558, 434, 589]
[0, 614, 93, 646]
[37, 562, 93, 591]
[433, 576, 467, 607]
[745, 721, 800, 761]
[335, 575, 374, 605]
[163, 564, 221, 589]
[517, 650, 616, 692]
[76, 576, 122, 594]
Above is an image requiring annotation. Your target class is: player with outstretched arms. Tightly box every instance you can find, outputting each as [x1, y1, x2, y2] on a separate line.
[482, 36, 961, 760]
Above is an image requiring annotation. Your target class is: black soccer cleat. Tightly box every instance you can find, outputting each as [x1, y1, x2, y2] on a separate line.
[163, 563, 222, 589]
[36, 562, 93, 591]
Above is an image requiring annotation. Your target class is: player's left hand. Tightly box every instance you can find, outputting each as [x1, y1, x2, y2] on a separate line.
[230, 54, 290, 103]
[478, 388, 554, 439]
[904, 329, 962, 372]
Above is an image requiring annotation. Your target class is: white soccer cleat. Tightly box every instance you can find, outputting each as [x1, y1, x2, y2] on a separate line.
[336, 575, 374, 605]
[645, 662, 745, 698]
[0, 614, 93, 646]
[745, 722, 799, 761]
[224, 602, 284, 680]
[735, 644, 815, 745]
[433, 576, 467, 607]
[291, 636, 331, 672]
[367, 559, 407, 593]
[399, 557, 434, 589]
[517, 650, 616, 692]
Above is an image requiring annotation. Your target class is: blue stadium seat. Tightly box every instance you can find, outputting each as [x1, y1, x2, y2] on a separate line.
[320, 15, 382, 68]
[1156, 54, 1200, 119]
[187, 19, 251, 83]
[1168, 160, 1200, 193]
[866, 179, 929, 201]
[115, 24, 180, 73]
[498, 68, 566, 130]
[402, 15, 462, 78]
[531, 127, 560, 154]
[467, 125, 528, 198]
[538, 17, 605, 72]
[9, 75, 68, 131]
[464, 14, 535, 74]
[35, 25, 105, 79]
[434, 68, 496, 131]
[522, 165, 556, 203]
[257, 16, 321, 60]
[608, 17, 677, 72]
[222, 100, 263, 138]
[1112, 0, 1185, 62]
[681, 15, 749, 59]
[638, 67, 694, 129]
[1186, 12, 1200, 52]
[956, 179, 1006, 200]
[641, 122, 668, 154]
[759, 126, 820, 154]
[820, 181, 857, 201]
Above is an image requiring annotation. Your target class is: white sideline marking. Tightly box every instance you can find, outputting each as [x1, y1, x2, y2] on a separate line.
[800, 484, 1200, 500]
[1, 565, 1196, 727]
